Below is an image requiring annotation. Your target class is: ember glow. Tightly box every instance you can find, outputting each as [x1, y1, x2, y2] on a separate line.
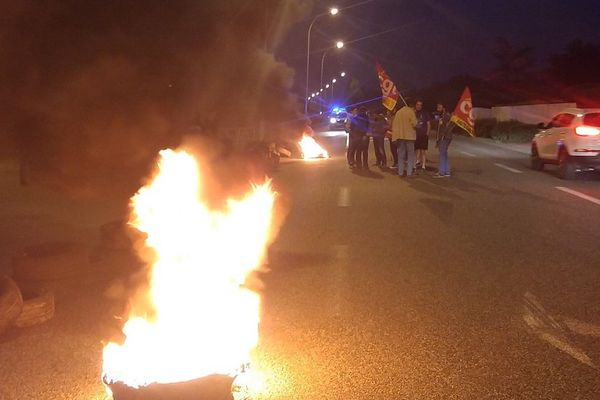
[299, 134, 329, 159]
[102, 149, 275, 389]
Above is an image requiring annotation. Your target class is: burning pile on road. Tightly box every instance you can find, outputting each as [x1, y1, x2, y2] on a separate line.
[298, 134, 329, 159]
[102, 149, 275, 399]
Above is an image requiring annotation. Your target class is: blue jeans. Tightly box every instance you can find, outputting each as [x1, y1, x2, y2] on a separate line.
[397, 139, 415, 176]
[438, 138, 452, 175]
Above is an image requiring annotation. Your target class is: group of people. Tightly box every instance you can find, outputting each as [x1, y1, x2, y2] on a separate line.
[345, 100, 454, 178]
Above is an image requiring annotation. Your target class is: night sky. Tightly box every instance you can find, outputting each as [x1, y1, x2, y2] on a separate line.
[278, 0, 600, 97]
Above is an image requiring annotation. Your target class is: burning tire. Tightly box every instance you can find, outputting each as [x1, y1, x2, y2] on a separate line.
[106, 375, 235, 400]
[14, 286, 55, 328]
[99, 220, 145, 251]
[0, 276, 23, 335]
[12, 241, 90, 282]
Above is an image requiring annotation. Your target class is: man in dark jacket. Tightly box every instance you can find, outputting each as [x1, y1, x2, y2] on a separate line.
[346, 107, 358, 168]
[347, 106, 370, 169]
[370, 111, 389, 168]
[433, 103, 453, 178]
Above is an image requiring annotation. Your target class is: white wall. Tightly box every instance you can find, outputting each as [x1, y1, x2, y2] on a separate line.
[491, 103, 576, 124]
[472, 107, 491, 120]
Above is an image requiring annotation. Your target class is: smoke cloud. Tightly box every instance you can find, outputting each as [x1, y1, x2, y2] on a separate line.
[1, 0, 311, 197]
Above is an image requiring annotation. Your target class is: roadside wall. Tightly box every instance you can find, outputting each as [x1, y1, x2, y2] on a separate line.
[491, 103, 576, 124]
[473, 107, 492, 120]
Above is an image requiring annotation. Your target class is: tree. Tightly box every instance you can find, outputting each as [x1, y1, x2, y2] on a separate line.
[490, 37, 537, 84]
[549, 40, 600, 86]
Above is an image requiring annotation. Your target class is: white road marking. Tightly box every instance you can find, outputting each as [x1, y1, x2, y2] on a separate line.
[555, 187, 600, 206]
[338, 186, 350, 207]
[494, 163, 523, 174]
[330, 245, 350, 317]
[522, 291, 595, 368]
[460, 151, 476, 157]
[560, 317, 600, 337]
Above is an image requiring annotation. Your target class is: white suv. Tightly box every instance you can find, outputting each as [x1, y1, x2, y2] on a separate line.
[531, 108, 600, 179]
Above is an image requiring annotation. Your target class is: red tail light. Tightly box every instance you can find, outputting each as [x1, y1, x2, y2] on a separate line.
[575, 126, 600, 136]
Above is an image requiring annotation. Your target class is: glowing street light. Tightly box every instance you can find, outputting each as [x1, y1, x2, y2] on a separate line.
[325, 84, 330, 88]
[332, 78, 337, 83]
[330, 7, 339, 15]
[336, 40, 344, 49]
[340, 71, 346, 77]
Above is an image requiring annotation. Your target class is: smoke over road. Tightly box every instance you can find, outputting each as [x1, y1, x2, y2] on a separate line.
[1, 0, 311, 197]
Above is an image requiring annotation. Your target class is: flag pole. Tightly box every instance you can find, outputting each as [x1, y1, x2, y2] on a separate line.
[398, 91, 408, 107]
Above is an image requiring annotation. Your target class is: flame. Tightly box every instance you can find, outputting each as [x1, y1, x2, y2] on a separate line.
[299, 134, 329, 159]
[102, 149, 275, 388]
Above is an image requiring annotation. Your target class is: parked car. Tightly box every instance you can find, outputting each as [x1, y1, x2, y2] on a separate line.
[328, 109, 347, 131]
[531, 108, 600, 179]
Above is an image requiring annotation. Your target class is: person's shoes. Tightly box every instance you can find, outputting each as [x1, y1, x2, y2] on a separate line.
[391, 163, 398, 168]
[444, 174, 451, 177]
[432, 173, 446, 178]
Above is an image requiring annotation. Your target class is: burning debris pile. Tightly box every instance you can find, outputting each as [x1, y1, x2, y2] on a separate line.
[298, 135, 329, 160]
[102, 149, 276, 399]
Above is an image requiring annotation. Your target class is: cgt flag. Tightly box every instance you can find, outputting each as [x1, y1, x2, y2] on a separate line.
[450, 86, 474, 136]
[375, 62, 400, 111]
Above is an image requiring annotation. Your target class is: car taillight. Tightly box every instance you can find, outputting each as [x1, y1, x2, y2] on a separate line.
[575, 126, 600, 136]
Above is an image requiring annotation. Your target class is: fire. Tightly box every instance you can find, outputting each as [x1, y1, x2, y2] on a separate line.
[299, 134, 329, 159]
[102, 149, 275, 389]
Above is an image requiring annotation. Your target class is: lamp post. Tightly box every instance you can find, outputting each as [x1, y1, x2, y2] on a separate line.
[320, 41, 344, 96]
[304, 7, 339, 115]
[319, 41, 343, 112]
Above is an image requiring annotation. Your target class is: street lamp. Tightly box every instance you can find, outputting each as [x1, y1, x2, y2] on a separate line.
[332, 78, 337, 83]
[325, 84, 330, 88]
[304, 7, 340, 115]
[340, 71, 346, 77]
[319, 41, 344, 112]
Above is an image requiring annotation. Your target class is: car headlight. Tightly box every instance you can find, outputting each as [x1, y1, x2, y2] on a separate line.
[329, 117, 337, 124]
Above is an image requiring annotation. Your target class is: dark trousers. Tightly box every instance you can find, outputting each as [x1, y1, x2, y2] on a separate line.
[347, 134, 361, 166]
[356, 135, 369, 168]
[373, 136, 386, 166]
[388, 137, 398, 165]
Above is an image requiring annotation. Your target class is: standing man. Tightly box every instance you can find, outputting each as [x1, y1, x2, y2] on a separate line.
[354, 106, 370, 169]
[346, 107, 359, 168]
[414, 100, 431, 170]
[385, 110, 398, 168]
[370, 111, 389, 168]
[433, 103, 453, 178]
[391, 101, 417, 177]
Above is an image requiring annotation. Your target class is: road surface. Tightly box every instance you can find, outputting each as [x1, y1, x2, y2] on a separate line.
[1, 132, 599, 399]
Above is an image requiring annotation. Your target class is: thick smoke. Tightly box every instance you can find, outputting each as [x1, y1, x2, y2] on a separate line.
[1, 0, 311, 198]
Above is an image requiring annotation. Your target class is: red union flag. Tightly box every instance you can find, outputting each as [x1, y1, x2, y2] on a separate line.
[375, 62, 399, 111]
[450, 86, 474, 136]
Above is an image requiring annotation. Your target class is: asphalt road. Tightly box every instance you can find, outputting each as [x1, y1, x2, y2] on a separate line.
[1, 132, 600, 399]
